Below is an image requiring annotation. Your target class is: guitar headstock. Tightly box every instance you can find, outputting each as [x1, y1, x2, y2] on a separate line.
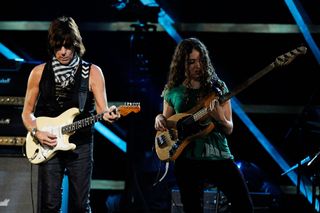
[274, 45, 307, 67]
[118, 102, 141, 116]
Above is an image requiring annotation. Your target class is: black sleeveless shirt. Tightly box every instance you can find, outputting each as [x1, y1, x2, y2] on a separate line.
[34, 59, 95, 145]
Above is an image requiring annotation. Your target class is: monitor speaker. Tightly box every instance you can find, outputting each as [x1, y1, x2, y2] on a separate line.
[0, 156, 38, 213]
[171, 188, 230, 213]
[171, 188, 273, 213]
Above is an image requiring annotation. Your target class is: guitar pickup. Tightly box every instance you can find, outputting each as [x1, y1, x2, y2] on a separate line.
[156, 134, 169, 148]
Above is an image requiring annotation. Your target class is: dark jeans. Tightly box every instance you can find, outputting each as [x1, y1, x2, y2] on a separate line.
[174, 159, 254, 213]
[38, 143, 93, 213]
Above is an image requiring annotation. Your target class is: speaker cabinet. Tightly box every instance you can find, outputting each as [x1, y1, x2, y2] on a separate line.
[171, 188, 274, 213]
[0, 156, 38, 213]
[171, 188, 230, 213]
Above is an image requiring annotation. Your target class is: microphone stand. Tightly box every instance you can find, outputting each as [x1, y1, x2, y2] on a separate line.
[307, 150, 320, 209]
[281, 84, 320, 198]
[281, 155, 311, 195]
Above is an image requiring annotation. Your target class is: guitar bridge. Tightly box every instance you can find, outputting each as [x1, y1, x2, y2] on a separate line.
[169, 140, 180, 157]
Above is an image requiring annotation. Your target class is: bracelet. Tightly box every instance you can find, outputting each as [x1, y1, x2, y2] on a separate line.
[31, 127, 38, 137]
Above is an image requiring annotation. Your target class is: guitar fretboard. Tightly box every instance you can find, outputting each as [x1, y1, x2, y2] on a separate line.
[60, 103, 140, 134]
[193, 107, 209, 122]
[62, 113, 104, 134]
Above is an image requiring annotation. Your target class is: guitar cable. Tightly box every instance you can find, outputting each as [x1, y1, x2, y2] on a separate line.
[153, 161, 170, 187]
[20, 141, 36, 212]
[29, 162, 36, 213]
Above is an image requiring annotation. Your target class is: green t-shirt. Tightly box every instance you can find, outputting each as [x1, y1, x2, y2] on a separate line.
[163, 84, 234, 160]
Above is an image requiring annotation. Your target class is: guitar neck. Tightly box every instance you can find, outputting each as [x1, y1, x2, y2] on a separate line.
[192, 107, 209, 122]
[60, 103, 141, 134]
[191, 63, 276, 122]
[220, 46, 307, 103]
[62, 113, 104, 134]
[220, 63, 275, 103]
[189, 45, 307, 123]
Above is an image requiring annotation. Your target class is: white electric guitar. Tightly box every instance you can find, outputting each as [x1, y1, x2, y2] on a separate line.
[25, 103, 140, 164]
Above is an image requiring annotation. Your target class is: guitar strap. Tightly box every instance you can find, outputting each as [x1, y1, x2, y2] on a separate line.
[78, 60, 91, 113]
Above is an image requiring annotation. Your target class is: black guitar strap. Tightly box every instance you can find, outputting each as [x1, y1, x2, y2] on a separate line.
[79, 60, 91, 113]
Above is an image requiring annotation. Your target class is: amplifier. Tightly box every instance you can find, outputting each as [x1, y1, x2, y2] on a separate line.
[0, 136, 26, 156]
[0, 96, 27, 155]
[0, 97, 27, 136]
[0, 156, 38, 213]
[171, 188, 273, 213]
[0, 96, 25, 106]
[0, 136, 25, 146]
[171, 188, 229, 213]
[0, 62, 34, 97]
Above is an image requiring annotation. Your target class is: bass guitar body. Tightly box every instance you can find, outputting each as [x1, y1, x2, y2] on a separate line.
[155, 112, 215, 162]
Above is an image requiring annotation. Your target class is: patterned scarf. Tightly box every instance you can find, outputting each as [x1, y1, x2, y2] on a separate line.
[52, 54, 80, 88]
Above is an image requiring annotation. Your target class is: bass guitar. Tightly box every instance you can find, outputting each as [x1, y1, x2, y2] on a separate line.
[155, 45, 307, 161]
[25, 103, 140, 164]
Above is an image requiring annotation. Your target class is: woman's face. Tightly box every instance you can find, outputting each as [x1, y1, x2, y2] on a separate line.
[186, 49, 203, 81]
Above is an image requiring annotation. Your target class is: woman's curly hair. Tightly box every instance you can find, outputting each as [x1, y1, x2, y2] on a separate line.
[162, 37, 223, 98]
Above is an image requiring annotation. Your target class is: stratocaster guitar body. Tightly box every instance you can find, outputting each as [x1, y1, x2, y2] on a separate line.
[26, 103, 141, 164]
[26, 108, 79, 164]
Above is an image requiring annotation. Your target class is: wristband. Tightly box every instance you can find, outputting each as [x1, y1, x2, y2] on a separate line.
[31, 127, 38, 137]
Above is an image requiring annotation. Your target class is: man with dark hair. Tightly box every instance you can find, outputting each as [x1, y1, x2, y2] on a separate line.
[22, 16, 120, 212]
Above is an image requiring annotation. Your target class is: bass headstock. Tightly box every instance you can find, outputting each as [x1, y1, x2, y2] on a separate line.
[274, 45, 307, 67]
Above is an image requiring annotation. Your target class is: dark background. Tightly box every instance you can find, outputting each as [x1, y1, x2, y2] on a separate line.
[1, 0, 320, 212]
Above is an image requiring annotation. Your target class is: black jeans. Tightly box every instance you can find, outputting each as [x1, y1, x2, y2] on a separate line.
[174, 159, 254, 213]
[38, 143, 93, 213]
